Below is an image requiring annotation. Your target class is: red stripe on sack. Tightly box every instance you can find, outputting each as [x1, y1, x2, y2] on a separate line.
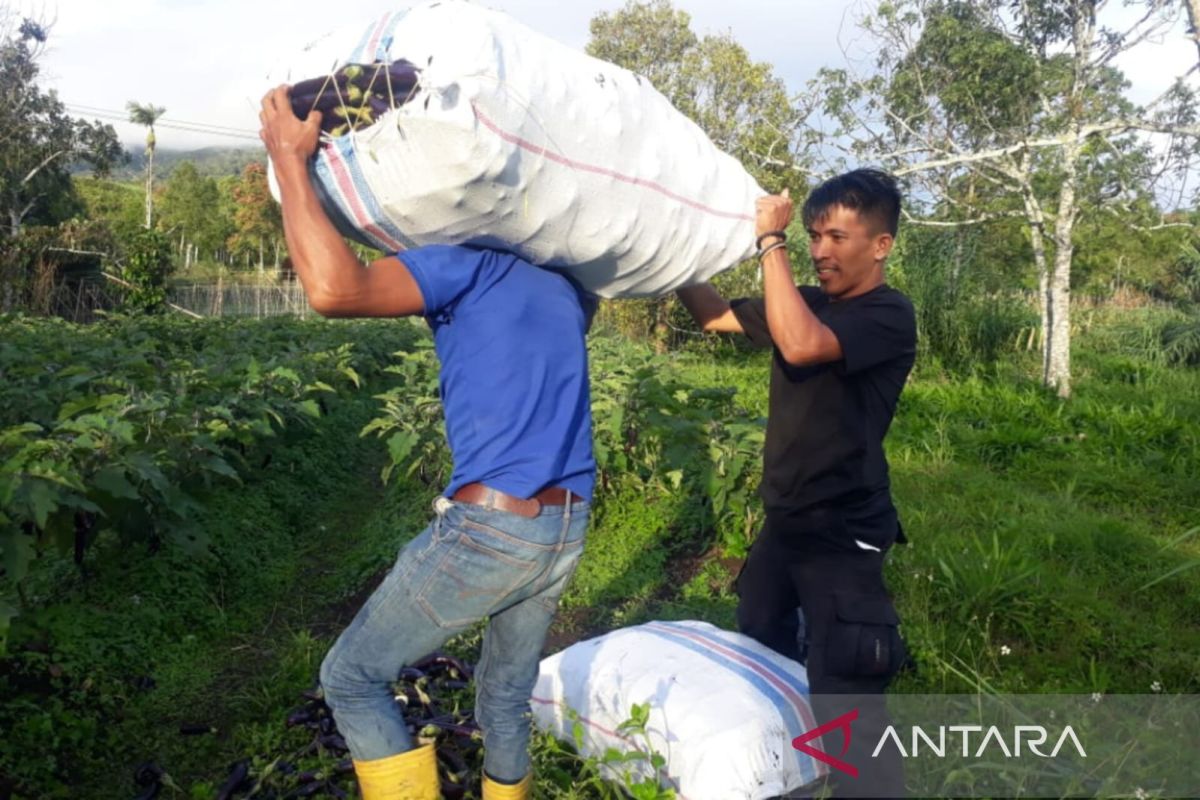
[471, 103, 754, 223]
[364, 13, 392, 64]
[323, 148, 402, 252]
[644, 622, 817, 734]
[530, 696, 626, 740]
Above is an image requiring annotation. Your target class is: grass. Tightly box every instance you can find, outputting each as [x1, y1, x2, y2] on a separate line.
[2, 307, 1198, 796]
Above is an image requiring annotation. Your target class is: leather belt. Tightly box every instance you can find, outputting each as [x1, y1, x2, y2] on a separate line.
[452, 483, 571, 518]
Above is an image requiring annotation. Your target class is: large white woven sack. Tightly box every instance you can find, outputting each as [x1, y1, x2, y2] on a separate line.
[266, 0, 762, 298]
[531, 620, 826, 799]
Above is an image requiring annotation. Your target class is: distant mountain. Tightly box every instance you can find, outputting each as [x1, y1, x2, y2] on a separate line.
[75, 146, 267, 180]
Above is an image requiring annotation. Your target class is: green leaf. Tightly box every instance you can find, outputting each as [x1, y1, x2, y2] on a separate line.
[340, 366, 363, 389]
[26, 480, 59, 529]
[386, 432, 418, 470]
[1139, 559, 1200, 592]
[56, 395, 102, 420]
[1158, 526, 1200, 551]
[295, 399, 322, 420]
[1, 531, 36, 584]
[199, 455, 240, 482]
[572, 719, 585, 753]
[270, 366, 302, 385]
[92, 467, 140, 500]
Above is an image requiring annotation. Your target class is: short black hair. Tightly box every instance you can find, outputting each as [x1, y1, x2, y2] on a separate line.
[802, 168, 901, 237]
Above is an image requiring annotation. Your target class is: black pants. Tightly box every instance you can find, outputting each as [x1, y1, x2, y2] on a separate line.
[737, 523, 907, 799]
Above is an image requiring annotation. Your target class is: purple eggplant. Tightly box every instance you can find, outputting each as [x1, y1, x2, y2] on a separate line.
[214, 761, 250, 800]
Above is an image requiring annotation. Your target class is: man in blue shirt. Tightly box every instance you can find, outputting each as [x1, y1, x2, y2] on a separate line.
[260, 85, 594, 800]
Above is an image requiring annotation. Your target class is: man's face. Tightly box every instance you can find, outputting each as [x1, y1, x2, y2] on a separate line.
[806, 204, 894, 300]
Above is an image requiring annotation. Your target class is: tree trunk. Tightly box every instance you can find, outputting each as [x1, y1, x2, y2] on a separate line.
[1186, 0, 1200, 68]
[1039, 0, 1096, 400]
[1018, 173, 1051, 362]
[951, 229, 966, 293]
[1046, 137, 1079, 399]
[144, 144, 155, 229]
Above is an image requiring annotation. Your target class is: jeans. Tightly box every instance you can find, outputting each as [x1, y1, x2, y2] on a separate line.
[320, 494, 589, 782]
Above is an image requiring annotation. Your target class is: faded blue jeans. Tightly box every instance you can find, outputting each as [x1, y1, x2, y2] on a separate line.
[320, 493, 589, 782]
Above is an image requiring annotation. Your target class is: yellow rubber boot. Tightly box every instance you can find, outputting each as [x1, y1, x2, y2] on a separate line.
[353, 743, 439, 800]
[482, 772, 531, 800]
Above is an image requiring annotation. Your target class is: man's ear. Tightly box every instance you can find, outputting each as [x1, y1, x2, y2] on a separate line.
[874, 233, 895, 262]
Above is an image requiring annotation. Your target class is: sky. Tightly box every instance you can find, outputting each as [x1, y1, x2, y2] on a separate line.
[22, 0, 1200, 153]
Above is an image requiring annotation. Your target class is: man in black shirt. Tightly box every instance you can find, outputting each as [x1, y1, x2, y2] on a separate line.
[677, 169, 915, 798]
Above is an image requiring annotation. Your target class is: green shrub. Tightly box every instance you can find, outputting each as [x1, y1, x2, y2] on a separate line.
[118, 228, 175, 314]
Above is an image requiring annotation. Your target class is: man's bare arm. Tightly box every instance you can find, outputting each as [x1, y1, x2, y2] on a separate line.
[259, 85, 424, 318]
[675, 283, 744, 334]
[755, 192, 843, 366]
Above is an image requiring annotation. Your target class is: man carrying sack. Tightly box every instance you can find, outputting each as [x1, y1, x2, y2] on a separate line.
[259, 84, 597, 800]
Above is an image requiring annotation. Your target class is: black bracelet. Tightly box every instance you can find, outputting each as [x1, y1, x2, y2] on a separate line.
[756, 241, 789, 262]
[756, 230, 787, 250]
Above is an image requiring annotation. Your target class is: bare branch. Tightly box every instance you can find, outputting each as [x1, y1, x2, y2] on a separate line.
[20, 148, 70, 187]
[1090, 0, 1179, 67]
[901, 209, 1029, 227]
[890, 117, 1200, 177]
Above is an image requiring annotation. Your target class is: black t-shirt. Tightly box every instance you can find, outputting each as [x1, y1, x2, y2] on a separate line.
[731, 284, 916, 551]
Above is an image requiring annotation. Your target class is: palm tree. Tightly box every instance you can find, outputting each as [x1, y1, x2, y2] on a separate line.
[127, 101, 167, 228]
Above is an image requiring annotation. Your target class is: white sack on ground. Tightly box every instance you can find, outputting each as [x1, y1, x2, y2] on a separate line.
[266, 0, 763, 298]
[531, 620, 825, 800]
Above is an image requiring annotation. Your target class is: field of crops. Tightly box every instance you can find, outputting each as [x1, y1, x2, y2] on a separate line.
[1, 309, 1198, 798]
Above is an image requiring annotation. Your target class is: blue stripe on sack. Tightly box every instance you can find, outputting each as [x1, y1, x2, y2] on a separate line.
[638, 626, 820, 786]
[310, 153, 386, 252]
[331, 138, 418, 251]
[375, 12, 406, 61]
[312, 149, 391, 252]
[347, 16, 381, 65]
[655, 621, 812, 697]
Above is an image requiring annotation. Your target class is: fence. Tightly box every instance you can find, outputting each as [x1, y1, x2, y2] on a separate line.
[3, 278, 313, 323]
[2, 274, 124, 324]
[167, 282, 312, 319]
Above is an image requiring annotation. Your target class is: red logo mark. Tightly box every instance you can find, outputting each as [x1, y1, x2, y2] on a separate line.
[792, 708, 860, 778]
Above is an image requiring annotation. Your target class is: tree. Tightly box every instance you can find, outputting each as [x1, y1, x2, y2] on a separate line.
[0, 11, 123, 236]
[226, 162, 283, 271]
[816, 0, 1200, 396]
[74, 176, 143, 242]
[587, 0, 810, 350]
[126, 100, 166, 229]
[588, 0, 808, 192]
[157, 161, 231, 267]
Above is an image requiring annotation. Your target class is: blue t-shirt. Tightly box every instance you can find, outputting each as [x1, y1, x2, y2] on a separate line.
[399, 245, 596, 501]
